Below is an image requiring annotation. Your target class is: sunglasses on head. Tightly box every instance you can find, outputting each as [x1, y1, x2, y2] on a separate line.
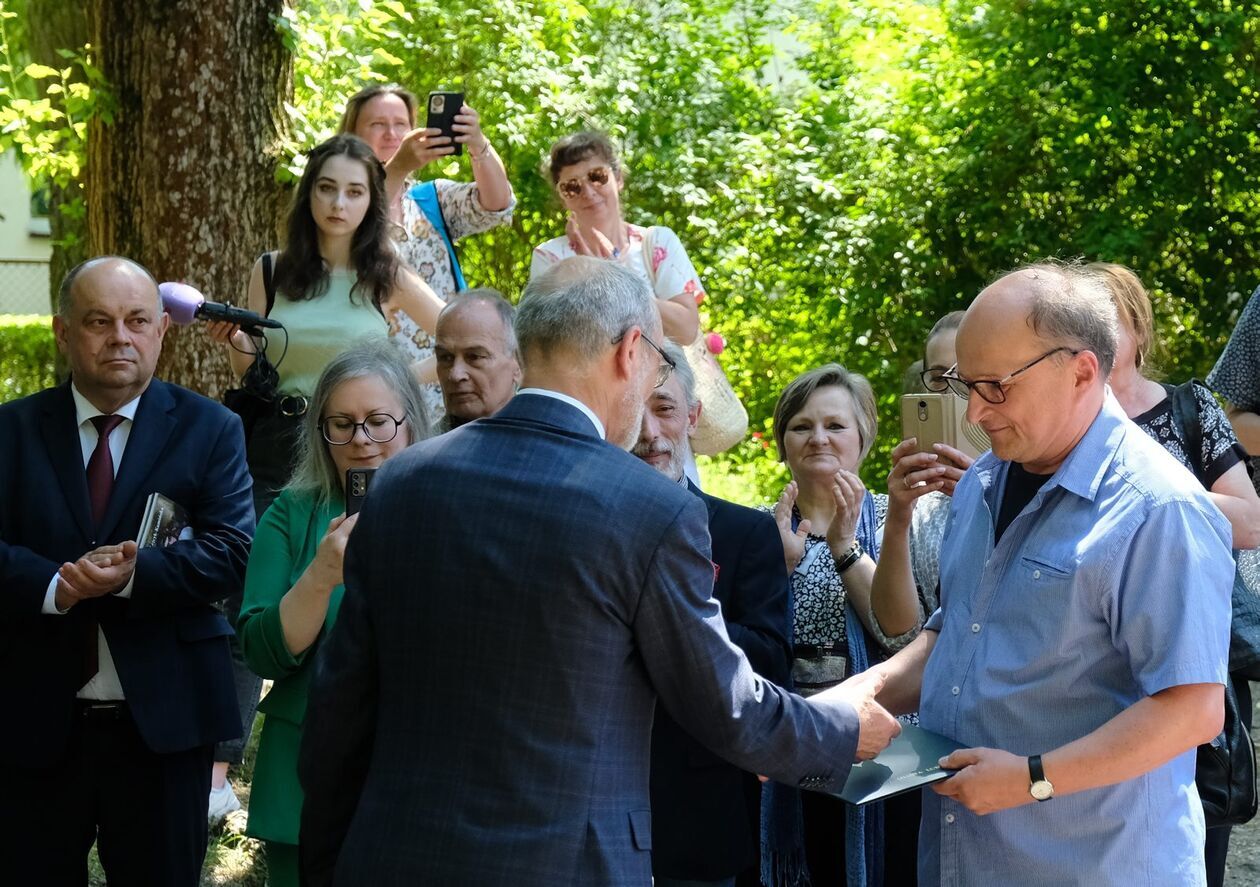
[557, 165, 613, 200]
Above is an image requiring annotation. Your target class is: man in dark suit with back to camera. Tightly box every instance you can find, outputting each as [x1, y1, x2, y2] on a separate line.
[299, 256, 899, 887]
[0, 257, 254, 886]
[632, 339, 791, 887]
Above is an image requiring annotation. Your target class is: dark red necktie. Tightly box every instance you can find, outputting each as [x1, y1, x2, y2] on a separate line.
[81, 413, 123, 687]
[87, 414, 124, 526]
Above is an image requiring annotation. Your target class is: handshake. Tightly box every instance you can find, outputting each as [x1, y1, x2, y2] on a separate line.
[814, 669, 901, 761]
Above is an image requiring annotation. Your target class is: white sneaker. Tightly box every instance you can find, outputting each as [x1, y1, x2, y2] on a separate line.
[207, 780, 242, 824]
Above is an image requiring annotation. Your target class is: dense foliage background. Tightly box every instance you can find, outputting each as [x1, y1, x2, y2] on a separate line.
[3, 0, 1258, 504]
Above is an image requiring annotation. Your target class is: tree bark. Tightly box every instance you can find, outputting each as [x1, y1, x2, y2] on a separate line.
[86, 0, 290, 398]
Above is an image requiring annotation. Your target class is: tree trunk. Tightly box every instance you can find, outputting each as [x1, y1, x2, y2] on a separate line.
[86, 0, 290, 398]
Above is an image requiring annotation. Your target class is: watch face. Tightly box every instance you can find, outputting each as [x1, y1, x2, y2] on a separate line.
[1030, 780, 1054, 801]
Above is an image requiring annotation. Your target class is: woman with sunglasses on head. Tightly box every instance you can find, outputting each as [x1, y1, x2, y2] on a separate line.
[530, 131, 702, 346]
[237, 339, 432, 887]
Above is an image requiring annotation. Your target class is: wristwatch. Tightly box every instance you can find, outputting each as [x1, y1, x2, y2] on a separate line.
[1028, 754, 1054, 802]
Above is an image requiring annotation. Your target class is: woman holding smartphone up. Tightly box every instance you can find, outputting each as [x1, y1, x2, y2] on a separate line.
[339, 85, 514, 419]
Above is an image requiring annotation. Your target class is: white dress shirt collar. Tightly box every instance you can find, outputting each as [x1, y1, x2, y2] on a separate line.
[70, 383, 143, 426]
[517, 388, 606, 440]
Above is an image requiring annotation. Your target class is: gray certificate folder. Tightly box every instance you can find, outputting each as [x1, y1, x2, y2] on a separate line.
[834, 722, 964, 806]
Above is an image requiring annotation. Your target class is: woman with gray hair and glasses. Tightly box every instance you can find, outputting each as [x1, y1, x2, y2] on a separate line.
[235, 338, 431, 887]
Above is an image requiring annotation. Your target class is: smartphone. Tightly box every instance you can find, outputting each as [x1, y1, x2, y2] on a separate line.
[901, 393, 953, 455]
[345, 467, 377, 517]
[426, 91, 464, 156]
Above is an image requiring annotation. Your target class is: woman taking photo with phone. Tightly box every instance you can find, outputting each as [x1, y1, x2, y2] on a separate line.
[339, 85, 514, 419]
[529, 131, 702, 346]
[208, 133, 445, 512]
[340, 83, 514, 300]
[237, 340, 431, 887]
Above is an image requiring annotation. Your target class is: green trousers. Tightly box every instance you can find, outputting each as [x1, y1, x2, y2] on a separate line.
[265, 840, 300, 887]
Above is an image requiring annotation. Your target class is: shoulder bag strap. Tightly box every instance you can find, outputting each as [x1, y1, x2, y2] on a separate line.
[1171, 379, 1210, 487]
[411, 180, 466, 291]
[639, 225, 657, 289]
[261, 251, 277, 316]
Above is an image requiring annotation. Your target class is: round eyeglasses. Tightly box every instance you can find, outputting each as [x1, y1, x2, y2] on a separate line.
[321, 413, 405, 446]
[920, 367, 951, 393]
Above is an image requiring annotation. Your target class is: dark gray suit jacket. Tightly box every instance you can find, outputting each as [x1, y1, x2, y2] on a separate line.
[299, 393, 859, 886]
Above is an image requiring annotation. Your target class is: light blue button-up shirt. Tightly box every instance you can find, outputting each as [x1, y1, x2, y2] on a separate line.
[919, 395, 1232, 886]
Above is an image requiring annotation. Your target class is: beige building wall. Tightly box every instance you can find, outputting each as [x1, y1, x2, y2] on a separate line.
[0, 152, 52, 314]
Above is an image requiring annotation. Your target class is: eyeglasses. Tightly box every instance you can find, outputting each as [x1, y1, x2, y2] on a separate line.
[939, 347, 1081, 404]
[920, 367, 950, 393]
[556, 165, 613, 200]
[321, 412, 405, 445]
[612, 329, 677, 389]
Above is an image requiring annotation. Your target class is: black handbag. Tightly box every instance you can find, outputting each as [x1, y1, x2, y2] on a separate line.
[222, 252, 280, 440]
[1169, 380, 1260, 826]
[1197, 679, 1258, 827]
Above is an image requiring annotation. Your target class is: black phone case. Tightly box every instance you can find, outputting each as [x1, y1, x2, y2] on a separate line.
[346, 467, 377, 516]
[426, 91, 464, 156]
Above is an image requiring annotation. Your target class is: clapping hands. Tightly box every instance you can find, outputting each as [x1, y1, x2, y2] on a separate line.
[56, 540, 139, 611]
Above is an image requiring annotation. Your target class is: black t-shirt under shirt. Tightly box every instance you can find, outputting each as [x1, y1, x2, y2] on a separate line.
[995, 462, 1053, 544]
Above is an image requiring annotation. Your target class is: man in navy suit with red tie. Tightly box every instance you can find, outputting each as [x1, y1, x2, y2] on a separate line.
[0, 257, 253, 885]
[632, 340, 791, 887]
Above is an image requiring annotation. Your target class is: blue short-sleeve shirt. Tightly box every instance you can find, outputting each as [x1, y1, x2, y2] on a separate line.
[919, 395, 1232, 886]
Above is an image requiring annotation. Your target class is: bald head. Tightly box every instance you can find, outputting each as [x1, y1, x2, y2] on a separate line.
[59, 256, 161, 319]
[955, 262, 1116, 473]
[964, 263, 1118, 378]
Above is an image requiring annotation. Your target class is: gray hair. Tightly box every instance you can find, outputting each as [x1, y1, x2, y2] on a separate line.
[1017, 260, 1119, 377]
[58, 256, 160, 317]
[515, 257, 657, 365]
[660, 339, 696, 408]
[288, 337, 433, 503]
[439, 287, 518, 358]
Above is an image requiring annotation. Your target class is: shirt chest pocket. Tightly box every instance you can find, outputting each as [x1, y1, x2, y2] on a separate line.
[1008, 554, 1079, 624]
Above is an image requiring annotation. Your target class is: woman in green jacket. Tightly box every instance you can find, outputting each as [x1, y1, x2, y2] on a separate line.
[238, 338, 432, 886]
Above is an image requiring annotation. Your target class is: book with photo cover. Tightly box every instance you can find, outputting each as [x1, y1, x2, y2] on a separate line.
[137, 492, 192, 549]
[834, 721, 965, 806]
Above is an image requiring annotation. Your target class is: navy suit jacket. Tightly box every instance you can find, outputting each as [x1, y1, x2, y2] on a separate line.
[298, 393, 858, 887]
[649, 481, 791, 880]
[0, 379, 253, 763]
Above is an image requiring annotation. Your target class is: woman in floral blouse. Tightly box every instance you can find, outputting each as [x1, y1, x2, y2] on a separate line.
[530, 131, 702, 346]
[340, 84, 515, 419]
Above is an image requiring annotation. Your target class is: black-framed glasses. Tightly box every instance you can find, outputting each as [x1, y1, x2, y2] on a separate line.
[321, 412, 405, 445]
[557, 165, 613, 200]
[612, 328, 676, 388]
[920, 367, 950, 392]
[939, 346, 1081, 404]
